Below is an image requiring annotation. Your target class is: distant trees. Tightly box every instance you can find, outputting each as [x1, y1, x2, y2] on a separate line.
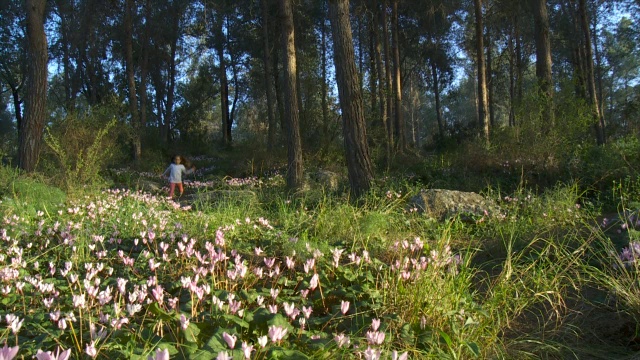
[2, 0, 640, 194]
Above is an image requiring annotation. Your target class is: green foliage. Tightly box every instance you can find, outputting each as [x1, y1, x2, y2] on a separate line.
[0, 165, 66, 215]
[42, 114, 122, 193]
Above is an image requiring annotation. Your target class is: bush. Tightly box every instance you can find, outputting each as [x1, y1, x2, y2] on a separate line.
[41, 112, 126, 193]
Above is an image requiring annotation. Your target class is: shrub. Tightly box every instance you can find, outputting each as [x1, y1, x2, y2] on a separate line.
[42, 114, 123, 193]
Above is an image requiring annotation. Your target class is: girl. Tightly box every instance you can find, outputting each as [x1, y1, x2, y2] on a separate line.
[162, 155, 196, 198]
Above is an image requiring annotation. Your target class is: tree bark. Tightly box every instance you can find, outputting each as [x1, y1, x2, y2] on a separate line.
[391, 0, 405, 151]
[139, 0, 151, 136]
[321, 4, 330, 144]
[165, 25, 178, 144]
[124, 0, 141, 161]
[216, 15, 231, 147]
[329, 0, 374, 197]
[372, 1, 390, 165]
[279, 0, 304, 190]
[19, 0, 48, 172]
[473, 0, 489, 144]
[382, 0, 394, 150]
[431, 60, 444, 137]
[261, 0, 277, 150]
[578, 0, 605, 144]
[532, 0, 554, 128]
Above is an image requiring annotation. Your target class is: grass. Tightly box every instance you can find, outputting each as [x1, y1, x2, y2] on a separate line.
[1, 160, 640, 360]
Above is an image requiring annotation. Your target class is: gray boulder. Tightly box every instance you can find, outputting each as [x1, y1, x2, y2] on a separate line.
[138, 179, 163, 193]
[308, 169, 341, 191]
[408, 189, 498, 221]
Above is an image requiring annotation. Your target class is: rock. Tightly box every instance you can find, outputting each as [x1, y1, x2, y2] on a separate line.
[408, 189, 498, 221]
[308, 169, 341, 191]
[138, 179, 163, 193]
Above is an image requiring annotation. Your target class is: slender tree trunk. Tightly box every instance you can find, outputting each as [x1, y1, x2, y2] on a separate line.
[9, 84, 23, 135]
[165, 36, 177, 143]
[431, 61, 444, 137]
[216, 16, 231, 147]
[372, 1, 390, 165]
[279, 0, 303, 190]
[321, 6, 330, 143]
[592, 5, 605, 126]
[261, 0, 277, 150]
[391, 0, 404, 151]
[382, 0, 394, 150]
[329, 0, 374, 197]
[579, 0, 605, 144]
[508, 23, 516, 127]
[487, 27, 495, 128]
[368, 6, 377, 118]
[19, 0, 48, 172]
[532, 0, 554, 129]
[272, 35, 286, 134]
[473, 0, 489, 144]
[139, 0, 151, 136]
[124, 0, 141, 161]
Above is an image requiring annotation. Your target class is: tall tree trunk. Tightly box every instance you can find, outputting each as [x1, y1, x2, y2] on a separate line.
[139, 0, 151, 137]
[273, 42, 286, 133]
[321, 5, 330, 144]
[373, 1, 390, 165]
[593, 11, 604, 122]
[165, 35, 177, 144]
[279, 0, 303, 190]
[19, 0, 48, 172]
[579, 0, 605, 144]
[391, 0, 405, 151]
[431, 60, 444, 137]
[368, 6, 377, 118]
[473, 0, 489, 144]
[532, 0, 554, 129]
[124, 0, 141, 161]
[382, 0, 394, 150]
[9, 83, 23, 135]
[261, 0, 277, 150]
[508, 23, 516, 127]
[216, 16, 231, 147]
[487, 27, 495, 128]
[329, 0, 374, 197]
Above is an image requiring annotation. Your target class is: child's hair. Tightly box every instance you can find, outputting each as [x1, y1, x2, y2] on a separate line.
[182, 157, 192, 168]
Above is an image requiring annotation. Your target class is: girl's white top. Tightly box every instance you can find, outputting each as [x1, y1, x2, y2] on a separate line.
[163, 164, 193, 183]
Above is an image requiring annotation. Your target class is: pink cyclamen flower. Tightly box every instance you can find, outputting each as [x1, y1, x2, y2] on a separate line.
[334, 333, 350, 348]
[309, 274, 319, 290]
[222, 332, 237, 349]
[216, 351, 231, 360]
[268, 325, 288, 343]
[241, 342, 254, 359]
[371, 318, 381, 331]
[85, 342, 97, 358]
[35, 347, 71, 360]
[365, 330, 385, 345]
[340, 301, 350, 315]
[392, 350, 409, 360]
[147, 348, 169, 360]
[0, 344, 19, 360]
[180, 314, 190, 330]
[363, 347, 381, 360]
[257, 335, 268, 348]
